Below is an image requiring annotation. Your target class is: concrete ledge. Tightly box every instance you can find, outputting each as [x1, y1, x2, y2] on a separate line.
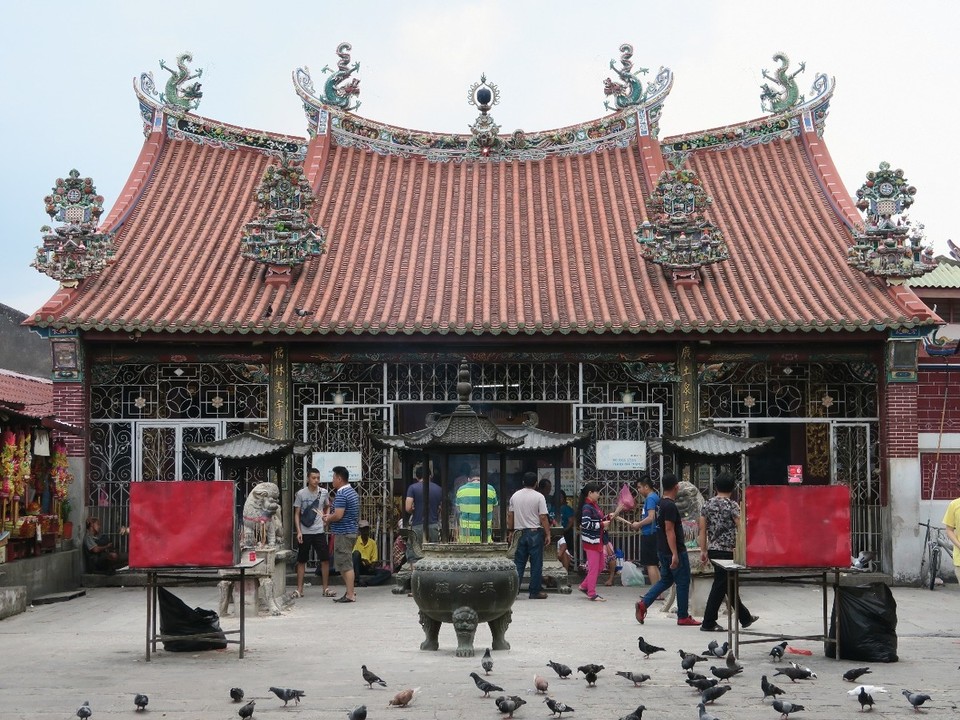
[81, 571, 147, 588]
[0, 586, 27, 619]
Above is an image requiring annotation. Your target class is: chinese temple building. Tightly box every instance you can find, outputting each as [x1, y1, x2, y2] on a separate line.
[26, 45, 942, 580]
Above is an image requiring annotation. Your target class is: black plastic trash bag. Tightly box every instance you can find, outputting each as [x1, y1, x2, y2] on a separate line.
[158, 586, 227, 652]
[826, 582, 898, 662]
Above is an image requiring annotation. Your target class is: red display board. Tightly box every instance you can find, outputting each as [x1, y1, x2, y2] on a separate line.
[129, 481, 237, 568]
[745, 485, 851, 568]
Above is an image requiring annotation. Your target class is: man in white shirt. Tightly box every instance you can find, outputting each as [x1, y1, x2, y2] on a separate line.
[508, 471, 552, 599]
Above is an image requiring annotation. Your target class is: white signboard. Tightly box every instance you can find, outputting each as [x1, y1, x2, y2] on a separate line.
[595, 440, 647, 471]
[310, 452, 363, 483]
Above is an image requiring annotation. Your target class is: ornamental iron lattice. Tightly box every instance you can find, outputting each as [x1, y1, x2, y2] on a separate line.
[698, 361, 878, 419]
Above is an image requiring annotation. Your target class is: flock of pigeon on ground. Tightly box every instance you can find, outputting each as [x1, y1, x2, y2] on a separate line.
[71, 638, 935, 719]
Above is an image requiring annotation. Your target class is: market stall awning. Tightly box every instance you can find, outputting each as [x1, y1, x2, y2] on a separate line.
[649, 427, 773, 462]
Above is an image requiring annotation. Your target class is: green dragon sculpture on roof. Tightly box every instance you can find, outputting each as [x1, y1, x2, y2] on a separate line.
[760, 52, 805, 114]
[603, 43, 649, 111]
[159, 52, 203, 111]
[321, 42, 361, 111]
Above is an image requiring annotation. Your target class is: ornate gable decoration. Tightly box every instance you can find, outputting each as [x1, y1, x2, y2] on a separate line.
[635, 166, 729, 285]
[603, 43, 649, 111]
[847, 162, 934, 281]
[32, 170, 115, 287]
[239, 155, 326, 276]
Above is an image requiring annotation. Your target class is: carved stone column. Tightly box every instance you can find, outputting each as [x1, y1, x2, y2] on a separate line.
[270, 344, 292, 535]
[677, 343, 698, 483]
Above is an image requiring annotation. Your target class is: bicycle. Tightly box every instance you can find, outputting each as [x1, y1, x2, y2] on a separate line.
[918, 521, 953, 590]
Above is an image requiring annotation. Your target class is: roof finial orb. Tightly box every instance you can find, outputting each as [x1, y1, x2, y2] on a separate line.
[457, 359, 472, 404]
[468, 74, 500, 114]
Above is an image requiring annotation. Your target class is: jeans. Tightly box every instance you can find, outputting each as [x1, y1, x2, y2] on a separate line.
[702, 549, 752, 626]
[642, 550, 693, 618]
[514, 528, 545, 596]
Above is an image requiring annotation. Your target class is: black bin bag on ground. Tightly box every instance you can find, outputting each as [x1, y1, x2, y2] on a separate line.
[826, 582, 898, 662]
[158, 586, 228, 651]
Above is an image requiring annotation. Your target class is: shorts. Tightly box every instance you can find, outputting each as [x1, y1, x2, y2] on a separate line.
[297, 533, 329, 564]
[333, 534, 358, 573]
[639, 534, 658, 567]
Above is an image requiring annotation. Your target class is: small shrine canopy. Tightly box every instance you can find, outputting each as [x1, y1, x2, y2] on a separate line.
[186, 432, 311, 473]
[372, 420, 591, 454]
[649, 427, 773, 462]
[0, 368, 82, 435]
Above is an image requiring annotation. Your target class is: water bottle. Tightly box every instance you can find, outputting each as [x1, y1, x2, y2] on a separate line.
[615, 548, 624, 572]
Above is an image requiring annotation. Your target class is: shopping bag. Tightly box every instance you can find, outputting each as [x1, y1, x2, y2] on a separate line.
[616, 483, 636, 512]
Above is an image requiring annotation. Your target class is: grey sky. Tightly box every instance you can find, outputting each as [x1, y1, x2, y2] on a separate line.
[1, 0, 956, 315]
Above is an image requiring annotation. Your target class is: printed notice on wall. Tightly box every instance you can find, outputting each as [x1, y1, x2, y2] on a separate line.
[311, 451, 363, 483]
[595, 440, 647, 471]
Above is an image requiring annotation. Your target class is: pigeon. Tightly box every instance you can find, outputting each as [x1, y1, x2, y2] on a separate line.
[534, 674, 550, 693]
[725, 651, 742, 671]
[134, 694, 149, 711]
[577, 664, 604, 687]
[482, 647, 494, 674]
[698, 701, 721, 720]
[264, 304, 273, 318]
[269, 687, 305, 706]
[687, 670, 709, 682]
[681, 650, 708, 670]
[788, 661, 816, 677]
[701, 685, 733, 704]
[846, 686, 887, 696]
[77, 701, 92, 719]
[761, 675, 785, 701]
[704, 640, 729, 658]
[637, 636, 665, 658]
[547, 660, 573, 679]
[616, 671, 651, 687]
[710, 665, 743, 682]
[294, 307, 313, 316]
[769, 642, 788, 662]
[618, 704, 646, 720]
[362, 665, 388, 688]
[496, 695, 527, 718]
[230, 688, 245, 702]
[470, 672, 503, 697]
[773, 666, 813, 683]
[238, 700, 255, 719]
[389, 688, 419, 707]
[544, 696, 575, 717]
[773, 700, 805, 719]
[901, 690, 931, 712]
[687, 677, 720, 692]
[843, 667, 871, 682]
[348, 705, 367, 720]
[857, 688, 874, 712]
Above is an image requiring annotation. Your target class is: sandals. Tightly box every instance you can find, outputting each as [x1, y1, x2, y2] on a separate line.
[292, 589, 304, 598]
[322, 588, 337, 597]
[333, 595, 356, 603]
[588, 594, 606, 602]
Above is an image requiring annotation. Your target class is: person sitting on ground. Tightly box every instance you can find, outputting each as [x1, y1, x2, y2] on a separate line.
[352, 520, 392, 587]
[83, 517, 125, 574]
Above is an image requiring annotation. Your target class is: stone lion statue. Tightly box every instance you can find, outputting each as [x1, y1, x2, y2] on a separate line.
[242, 481, 282, 548]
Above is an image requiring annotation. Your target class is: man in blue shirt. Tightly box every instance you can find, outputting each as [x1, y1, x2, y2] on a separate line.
[405, 465, 443, 566]
[324, 466, 360, 602]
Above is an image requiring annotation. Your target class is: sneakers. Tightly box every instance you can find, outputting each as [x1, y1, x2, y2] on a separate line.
[635, 600, 647, 624]
[677, 616, 702, 627]
[700, 622, 725, 632]
[741, 615, 759, 629]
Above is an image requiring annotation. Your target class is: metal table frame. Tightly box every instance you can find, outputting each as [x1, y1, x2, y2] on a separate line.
[716, 560, 843, 658]
[142, 558, 262, 661]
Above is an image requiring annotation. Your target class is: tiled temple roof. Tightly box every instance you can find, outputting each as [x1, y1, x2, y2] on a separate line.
[0, 368, 53, 419]
[27, 85, 938, 338]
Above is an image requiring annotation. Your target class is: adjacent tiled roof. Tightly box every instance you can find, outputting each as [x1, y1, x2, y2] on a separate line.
[907, 257, 960, 289]
[0, 368, 53, 419]
[186, 432, 311, 461]
[650, 428, 774, 459]
[28, 102, 938, 337]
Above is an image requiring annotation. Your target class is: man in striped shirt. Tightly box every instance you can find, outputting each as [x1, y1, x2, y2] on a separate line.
[324, 466, 360, 602]
[455, 475, 498, 542]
